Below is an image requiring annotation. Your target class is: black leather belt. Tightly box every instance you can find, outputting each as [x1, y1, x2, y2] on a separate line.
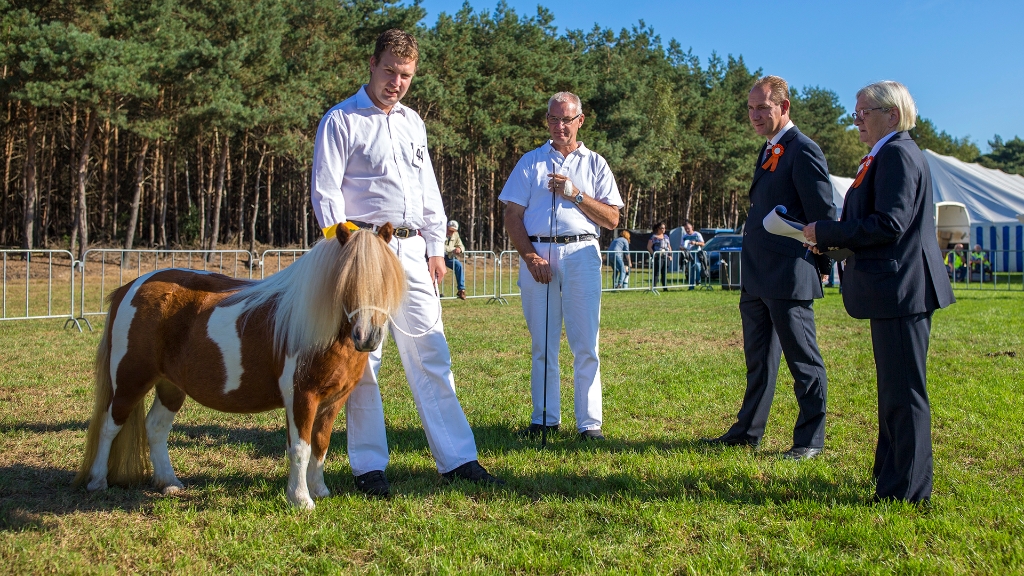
[348, 220, 420, 238]
[529, 234, 597, 244]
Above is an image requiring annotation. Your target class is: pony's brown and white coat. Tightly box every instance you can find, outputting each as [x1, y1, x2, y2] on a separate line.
[75, 226, 405, 509]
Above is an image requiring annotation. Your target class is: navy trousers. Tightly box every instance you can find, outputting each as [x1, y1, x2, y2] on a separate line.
[727, 289, 828, 448]
[870, 312, 934, 503]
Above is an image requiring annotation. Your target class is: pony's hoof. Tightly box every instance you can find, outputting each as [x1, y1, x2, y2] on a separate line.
[160, 483, 184, 496]
[86, 477, 108, 492]
[288, 496, 315, 510]
[310, 484, 331, 499]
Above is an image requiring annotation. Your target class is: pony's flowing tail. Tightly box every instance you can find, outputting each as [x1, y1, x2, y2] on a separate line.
[73, 311, 151, 487]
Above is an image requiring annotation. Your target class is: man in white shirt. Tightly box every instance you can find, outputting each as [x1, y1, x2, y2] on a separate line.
[311, 29, 502, 497]
[500, 92, 623, 441]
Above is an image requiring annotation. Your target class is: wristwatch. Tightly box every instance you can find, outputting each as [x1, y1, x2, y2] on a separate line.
[572, 192, 584, 206]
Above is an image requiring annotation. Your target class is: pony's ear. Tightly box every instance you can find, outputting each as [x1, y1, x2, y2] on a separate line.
[377, 223, 394, 243]
[335, 223, 352, 246]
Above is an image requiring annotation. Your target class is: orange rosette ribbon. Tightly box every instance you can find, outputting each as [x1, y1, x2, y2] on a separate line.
[852, 156, 873, 188]
[761, 143, 785, 172]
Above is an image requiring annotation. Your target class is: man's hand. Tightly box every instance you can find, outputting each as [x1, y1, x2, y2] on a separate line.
[802, 222, 817, 244]
[454, 247, 463, 255]
[524, 253, 552, 284]
[428, 256, 447, 290]
[547, 173, 575, 196]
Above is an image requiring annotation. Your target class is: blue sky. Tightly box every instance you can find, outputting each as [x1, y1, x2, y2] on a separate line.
[417, 0, 1023, 153]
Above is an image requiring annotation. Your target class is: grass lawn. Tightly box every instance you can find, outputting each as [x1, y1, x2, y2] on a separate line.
[1, 287, 1022, 574]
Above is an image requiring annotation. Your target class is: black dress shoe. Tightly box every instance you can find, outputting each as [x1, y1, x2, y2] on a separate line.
[579, 429, 605, 441]
[519, 423, 559, 438]
[354, 470, 391, 498]
[442, 460, 506, 486]
[699, 433, 759, 448]
[781, 446, 822, 460]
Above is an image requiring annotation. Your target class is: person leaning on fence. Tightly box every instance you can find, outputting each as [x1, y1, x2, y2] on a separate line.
[310, 28, 503, 497]
[680, 220, 705, 289]
[804, 80, 955, 503]
[647, 222, 672, 291]
[500, 90, 623, 441]
[701, 75, 836, 461]
[444, 220, 467, 299]
[609, 230, 632, 289]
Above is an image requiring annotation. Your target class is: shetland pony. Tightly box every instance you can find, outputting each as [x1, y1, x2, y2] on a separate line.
[74, 225, 406, 509]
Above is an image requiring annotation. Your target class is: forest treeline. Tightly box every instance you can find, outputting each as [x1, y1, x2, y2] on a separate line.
[0, 0, 1008, 255]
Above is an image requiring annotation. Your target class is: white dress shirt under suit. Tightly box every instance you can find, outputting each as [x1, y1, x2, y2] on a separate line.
[311, 86, 478, 475]
[499, 142, 623, 432]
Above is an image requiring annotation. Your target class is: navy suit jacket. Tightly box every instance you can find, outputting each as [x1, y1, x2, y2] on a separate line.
[742, 126, 836, 300]
[815, 132, 955, 319]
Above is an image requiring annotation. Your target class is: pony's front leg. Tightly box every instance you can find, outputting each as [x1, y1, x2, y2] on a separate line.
[285, 390, 318, 510]
[307, 397, 346, 499]
[147, 382, 186, 495]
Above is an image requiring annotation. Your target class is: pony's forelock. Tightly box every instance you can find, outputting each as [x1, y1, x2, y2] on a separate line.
[231, 230, 405, 357]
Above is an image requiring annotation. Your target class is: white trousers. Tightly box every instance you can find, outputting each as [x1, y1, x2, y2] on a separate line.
[346, 234, 478, 475]
[519, 240, 603, 431]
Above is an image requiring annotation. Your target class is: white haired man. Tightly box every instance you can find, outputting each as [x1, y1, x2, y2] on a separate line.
[311, 29, 502, 498]
[500, 91, 623, 440]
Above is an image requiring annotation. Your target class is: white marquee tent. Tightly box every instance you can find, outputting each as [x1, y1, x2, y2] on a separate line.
[831, 150, 1024, 272]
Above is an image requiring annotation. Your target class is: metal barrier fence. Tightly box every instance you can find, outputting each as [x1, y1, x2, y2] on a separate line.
[940, 249, 1024, 290]
[78, 249, 256, 324]
[0, 250, 78, 327]
[7, 245, 1024, 328]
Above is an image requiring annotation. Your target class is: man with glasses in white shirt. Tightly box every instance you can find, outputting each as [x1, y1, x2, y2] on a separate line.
[311, 29, 503, 498]
[500, 92, 623, 441]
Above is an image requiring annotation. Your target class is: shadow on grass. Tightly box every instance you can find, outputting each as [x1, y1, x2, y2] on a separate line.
[0, 424, 869, 527]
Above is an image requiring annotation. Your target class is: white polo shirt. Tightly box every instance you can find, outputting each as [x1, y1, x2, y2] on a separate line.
[498, 142, 623, 237]
[311, 86, 447, 257]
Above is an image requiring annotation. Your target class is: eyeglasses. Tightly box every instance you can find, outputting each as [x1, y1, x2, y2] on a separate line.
[546, 113, 582, 126]
[851, 107, 891, 121]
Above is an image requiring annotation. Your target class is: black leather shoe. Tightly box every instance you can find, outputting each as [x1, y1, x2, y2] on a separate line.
[781, 446, 822, 460]
[442, 460, 506, 486]
[579, 429, 605, 440]
[354, 470, 391, 498]
[699, 433, 759, 448]
[520, 423, 559, 438]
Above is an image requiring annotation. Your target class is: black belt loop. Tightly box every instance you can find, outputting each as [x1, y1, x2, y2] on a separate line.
[529, 234, 597, 244]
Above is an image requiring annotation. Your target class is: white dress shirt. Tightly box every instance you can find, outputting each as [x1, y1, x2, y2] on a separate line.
[498, 142, 623, 236]
[311, 86, 447, 257]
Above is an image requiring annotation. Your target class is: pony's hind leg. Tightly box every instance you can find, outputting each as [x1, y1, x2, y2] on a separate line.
[148, 381, 186, 495]
[86, 408, 123, 491]
[307, 396, 347, 499]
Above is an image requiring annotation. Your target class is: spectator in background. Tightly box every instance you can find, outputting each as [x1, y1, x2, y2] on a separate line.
[970, 244, 991, 280]
[647, 222, 672, 291]
[680, 221, 705, 288]
[444, 220, 467, 299]
[609, 230, 632, 289]
[945, 243, 966, 281]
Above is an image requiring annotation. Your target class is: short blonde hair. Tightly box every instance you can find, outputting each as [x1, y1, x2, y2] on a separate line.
[752, 75, 789, 105]
[373, 29, 419, 62]
[857, 81, 917, 132]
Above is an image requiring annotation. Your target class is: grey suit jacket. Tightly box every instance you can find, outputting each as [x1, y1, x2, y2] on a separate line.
[742, 126, 836, 300]
[815, 132, 955, 319]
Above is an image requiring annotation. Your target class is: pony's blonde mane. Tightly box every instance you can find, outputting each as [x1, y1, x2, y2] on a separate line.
[231, 230, 406, 357]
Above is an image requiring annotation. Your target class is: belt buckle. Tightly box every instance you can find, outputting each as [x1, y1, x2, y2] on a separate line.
[394, 227, 412, 239]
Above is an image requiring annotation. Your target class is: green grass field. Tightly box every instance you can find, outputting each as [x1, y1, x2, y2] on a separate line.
[1, 288, 1022, 574]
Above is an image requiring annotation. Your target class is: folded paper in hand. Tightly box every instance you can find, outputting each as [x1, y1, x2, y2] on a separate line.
[763, 206, 812, 245]
[763, 205, 853, 261]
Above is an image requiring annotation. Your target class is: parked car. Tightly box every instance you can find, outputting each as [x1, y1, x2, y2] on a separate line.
[703, 234, 742, 279]
[699, 228, 734, 243]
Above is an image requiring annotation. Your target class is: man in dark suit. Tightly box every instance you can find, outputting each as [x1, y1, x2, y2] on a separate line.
[702, 76, 836, 460]
[804, 81, 954, 502]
